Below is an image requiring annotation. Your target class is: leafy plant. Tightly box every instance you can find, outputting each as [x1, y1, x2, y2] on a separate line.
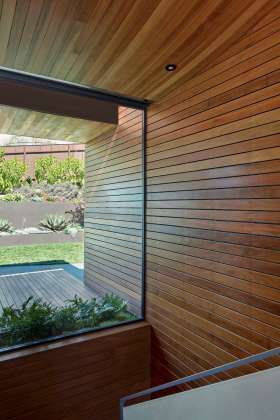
[45, 195, 57, 202]
[58, 158, 84, 187]
[0, 157, 26, 193]
[101, 294, 128, 314]
[35, 156, 84, 186]
[66, 203, 85, 226]
[40, 214, 69, 232]
[0, 294, 134, 348]
[51, 305, 78, 334]
[0, 218, 14, 233]
[0, 297, 54, 346]
[0, 192, 24, 202]
[64, 223, 83, 237]
[67, 296, 100, 327]
[35, 156, 57, 184]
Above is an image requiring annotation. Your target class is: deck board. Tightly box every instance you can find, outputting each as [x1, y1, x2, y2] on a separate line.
[0, 269, 96, 312]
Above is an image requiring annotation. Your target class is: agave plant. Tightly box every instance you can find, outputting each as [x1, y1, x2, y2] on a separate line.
[0, 218, 14, 233]
[40, 214, 69, 232]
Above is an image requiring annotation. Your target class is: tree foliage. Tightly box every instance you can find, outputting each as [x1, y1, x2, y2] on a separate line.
[35, 156, 84, 186]
[0, 152, 26, 193]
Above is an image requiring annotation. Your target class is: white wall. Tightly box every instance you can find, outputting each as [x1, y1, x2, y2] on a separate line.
[124, 366, 280, 420]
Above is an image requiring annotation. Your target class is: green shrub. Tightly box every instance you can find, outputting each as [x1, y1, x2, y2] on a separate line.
[64, 223, 83, 237]
[0, 192, 24, 202]
[58, 158, 84, 187]
[0, 295, 134, 348]
[35, 156, 57, 184]
[0, 218, 14, 233]
[0, 297, 54, 346]
[45, 195, 57, 202]
[101, 294, 127, 314]
[51, 305, 78, 335]
[35, 156, 84, 186]
[0, 158, 26, 193]
[40, 214, 69, 231]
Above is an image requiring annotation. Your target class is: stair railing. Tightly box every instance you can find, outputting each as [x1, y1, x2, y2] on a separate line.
[120, 346, 280, 420]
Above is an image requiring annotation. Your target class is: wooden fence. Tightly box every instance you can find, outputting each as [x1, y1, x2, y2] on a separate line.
[3, 144, 84, 178]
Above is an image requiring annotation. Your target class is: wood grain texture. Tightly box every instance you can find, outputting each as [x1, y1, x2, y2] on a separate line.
[0, 0, 277, 139]
[0, 269, 96, 313]
[1, 0, 280, 407]
[146, 6, 280, 388]
[0, 104, 115, 143]
[0, 322, 150, 420]
[84, 107, 143, 317]
[0, 0, 274, 99]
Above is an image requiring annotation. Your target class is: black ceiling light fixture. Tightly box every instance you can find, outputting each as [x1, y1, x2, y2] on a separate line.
[165, 63, 177, 72]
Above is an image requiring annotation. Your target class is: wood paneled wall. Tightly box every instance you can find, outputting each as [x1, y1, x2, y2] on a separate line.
[0, 322, 150, 420]
[146, 9, 280, 388]
[84, 107, 143, 317]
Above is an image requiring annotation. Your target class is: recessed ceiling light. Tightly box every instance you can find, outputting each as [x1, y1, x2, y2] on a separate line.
[165, 64, 177, 72]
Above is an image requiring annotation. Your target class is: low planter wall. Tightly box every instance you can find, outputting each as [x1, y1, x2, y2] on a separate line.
[0, 322, 151, 420]
[0, 201, 76, 228]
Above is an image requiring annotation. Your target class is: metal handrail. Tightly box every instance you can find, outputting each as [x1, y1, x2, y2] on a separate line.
[120, 346, 280, 420]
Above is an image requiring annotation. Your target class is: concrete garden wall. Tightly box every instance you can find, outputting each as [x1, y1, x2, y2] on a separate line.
[0, 201, 75, 228]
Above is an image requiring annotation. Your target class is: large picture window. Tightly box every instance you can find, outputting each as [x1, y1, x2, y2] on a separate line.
[0, 74, 146, 352]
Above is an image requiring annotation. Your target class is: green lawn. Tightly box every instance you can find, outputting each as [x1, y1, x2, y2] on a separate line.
[0, 242, 84, 266]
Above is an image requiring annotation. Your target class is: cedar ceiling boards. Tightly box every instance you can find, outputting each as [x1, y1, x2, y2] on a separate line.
[0, 0, 277, 140]
[0, 105, 116, 143]
[0, 0, 273, 100]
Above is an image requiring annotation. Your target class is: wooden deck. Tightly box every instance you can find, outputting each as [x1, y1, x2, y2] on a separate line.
[0, 269, 96, 311]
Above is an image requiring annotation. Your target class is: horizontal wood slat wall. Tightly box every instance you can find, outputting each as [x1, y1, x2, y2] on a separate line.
[0, 322, 150, 420]
[146, 9, 280, 388]
[84, 107, 143, 317]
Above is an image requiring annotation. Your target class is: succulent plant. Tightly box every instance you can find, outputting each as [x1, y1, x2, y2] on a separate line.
[31, 195, 43, 202]
[40, 214, 69, 232]
[16, 182, 83, 202]
[0, 218, 14, 233]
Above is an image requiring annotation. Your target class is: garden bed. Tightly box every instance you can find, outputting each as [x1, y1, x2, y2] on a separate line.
[0, 292, 135, 349]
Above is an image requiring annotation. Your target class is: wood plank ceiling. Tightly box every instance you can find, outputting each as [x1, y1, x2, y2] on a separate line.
[0, 105, 115, 143]
[0, 0, 276, 141]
